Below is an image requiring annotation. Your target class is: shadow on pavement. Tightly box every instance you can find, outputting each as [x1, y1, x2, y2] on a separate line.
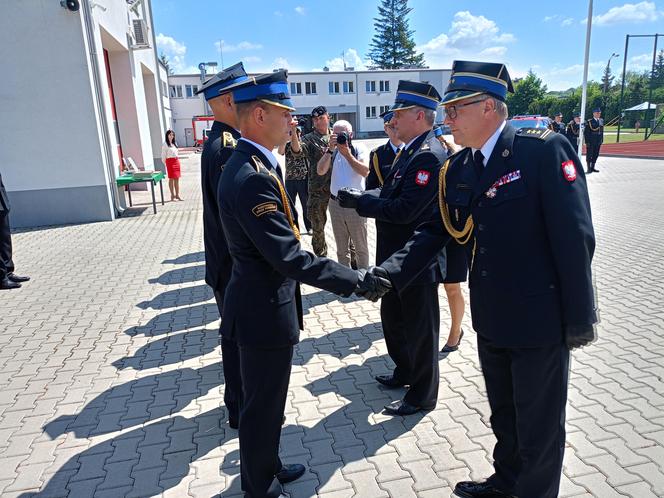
[112, 328, 219, 370]
[162, 251, 205, 265]
[123, 303, 219, 337]
[293, 323, 382, 366]
[43, 362, 224, 439]
[147, 265, 205, 285]
[137, 284, 214, 310]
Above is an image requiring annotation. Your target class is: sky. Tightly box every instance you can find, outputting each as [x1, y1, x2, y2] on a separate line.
[152, 0, 664, 91]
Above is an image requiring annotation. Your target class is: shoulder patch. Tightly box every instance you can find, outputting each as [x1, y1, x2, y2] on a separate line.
[252, 201, 278, 217]
[222, 131, 237, 149]
[415, 170, 431, 186]
[250, 155, 268, 174]
[516, 128, 553, 140]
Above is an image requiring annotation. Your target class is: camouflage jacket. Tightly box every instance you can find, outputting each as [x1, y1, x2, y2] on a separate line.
[299, 129, 332, 196]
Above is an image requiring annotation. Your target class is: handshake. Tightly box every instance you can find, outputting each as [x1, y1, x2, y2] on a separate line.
[337, 187, 363, 209]
[355, 266, 392, 301]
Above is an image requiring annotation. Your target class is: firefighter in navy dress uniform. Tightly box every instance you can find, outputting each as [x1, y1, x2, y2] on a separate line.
[217, 70, 381, 498]
[565, 112, 581, 149]
[0, 171, 29, 290]
[196, 62, 249, 431]
[339, 81, 447, 415]
[359, 60, 598, 498]
[584, 107, 604, 173]
[550, 112, 565, 134]
[366, 111, 403, 191]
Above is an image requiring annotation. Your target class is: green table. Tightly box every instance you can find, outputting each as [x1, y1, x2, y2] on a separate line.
[116, 171, 165, 214]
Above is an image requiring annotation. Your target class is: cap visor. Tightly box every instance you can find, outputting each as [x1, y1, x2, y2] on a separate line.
[441, 90, 485, 105]
[260, 99, 296, 112]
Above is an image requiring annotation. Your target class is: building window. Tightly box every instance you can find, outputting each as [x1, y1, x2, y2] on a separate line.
[379, 80, 390, 92]
[365, 81, 376, 93]
[161, 81, 168, 96]
[328, 81, 340, 94]
[290, 82, 302, 95]
[305, 82, 317, 94]
[343, 81, 354, 93]
[379, 105, 391, 115]
[365, 106, 376, 118]
[185, 84, 199, 98]
[169, 85, 183, 98]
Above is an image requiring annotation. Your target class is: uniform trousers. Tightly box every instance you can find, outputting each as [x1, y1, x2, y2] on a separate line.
[380, 283, 440, 408]
[214, 291, 242, 428]
[586, 141, 601, 165]
[0, 213, 14, 280]
[238, 344, 292, 498]
[478, 335, 570, 498]
[328, 198, 369, 269]
[307, 194, 329, 257]
[285, 179, 312, 232]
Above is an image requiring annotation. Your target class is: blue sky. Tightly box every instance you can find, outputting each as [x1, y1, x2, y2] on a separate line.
[152, 0, 663, 90]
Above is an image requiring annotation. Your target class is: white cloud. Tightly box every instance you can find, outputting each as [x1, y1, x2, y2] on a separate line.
[543, 15, 559, 22]
[242, 56, 262, 64]
[156, 33, 192, 73]
[417, 11, 516, 68]
[590, 1, 663, 26]
[561, 18, 574, 27]
[537, 61, 608, 90]
[214, 40, 263, 52]
[321, 48, 369, 71]
[273, 57, 291, 69]
[628, 52, 655, 70]
[294, 6, 305, 15]
[274, 10, 283, 17]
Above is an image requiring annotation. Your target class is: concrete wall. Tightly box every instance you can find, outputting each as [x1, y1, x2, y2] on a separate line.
[0, 0, 114, 227]
[168, 75, 208, 146]
[0, 0, 166, 227]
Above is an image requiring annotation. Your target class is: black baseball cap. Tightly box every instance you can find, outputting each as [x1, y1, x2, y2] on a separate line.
[311, 105, 328, 117]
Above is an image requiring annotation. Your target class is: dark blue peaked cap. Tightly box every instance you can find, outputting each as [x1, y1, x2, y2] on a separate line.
[442, 60, 514, 104]
[592, 107, 602, 113]
[390, 80, 442, 111]
[195, 62, 248, 101]
[227, 69, 295, 111]
[379, 109, 394, 122]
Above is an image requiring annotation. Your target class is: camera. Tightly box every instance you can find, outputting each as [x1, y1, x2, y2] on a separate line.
[337, 132, 350, 145]
[60, 0, 80, 11]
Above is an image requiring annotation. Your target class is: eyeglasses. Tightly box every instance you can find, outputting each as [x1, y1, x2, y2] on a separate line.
[443, 97, 488, 119]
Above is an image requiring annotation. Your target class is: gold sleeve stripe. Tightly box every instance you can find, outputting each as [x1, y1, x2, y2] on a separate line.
[372, 152, 384, 186]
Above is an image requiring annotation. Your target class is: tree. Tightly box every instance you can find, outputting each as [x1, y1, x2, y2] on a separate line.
[159, 53, 173, 75]
[601, 64, 615, 96]
[653, 49, 664, 86]
[367, 0, 425, 69]
[506, 71, 547, 116]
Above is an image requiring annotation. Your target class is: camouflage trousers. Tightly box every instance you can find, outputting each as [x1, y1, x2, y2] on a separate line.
[307, 195, 329, 257]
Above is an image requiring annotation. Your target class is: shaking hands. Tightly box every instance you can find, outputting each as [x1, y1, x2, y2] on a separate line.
[355, 266, 392, 301]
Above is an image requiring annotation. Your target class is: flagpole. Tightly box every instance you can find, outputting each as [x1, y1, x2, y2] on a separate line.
[578, 0, 593, 158]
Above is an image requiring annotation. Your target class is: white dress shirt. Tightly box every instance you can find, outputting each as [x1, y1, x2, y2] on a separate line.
[472, 121, 506, 167]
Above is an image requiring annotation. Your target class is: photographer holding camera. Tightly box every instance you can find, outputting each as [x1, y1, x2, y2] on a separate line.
[317, 120, 370, 269]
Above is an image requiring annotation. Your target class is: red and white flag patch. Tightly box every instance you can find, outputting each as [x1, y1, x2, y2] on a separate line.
[561, 160, 576, 182]
[415, 170, 430, 186]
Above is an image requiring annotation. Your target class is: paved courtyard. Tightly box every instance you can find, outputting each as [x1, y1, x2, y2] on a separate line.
[1, 146, 663, 498]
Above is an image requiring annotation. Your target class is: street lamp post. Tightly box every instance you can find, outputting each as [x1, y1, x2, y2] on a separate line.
[198, 61, 218, 115]
[603, 52, 619, 109]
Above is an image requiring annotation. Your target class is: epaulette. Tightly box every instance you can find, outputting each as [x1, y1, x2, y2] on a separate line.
[419, 140, 431, 152]
[516, 128, 554, 140]
[250, 155, 269, 174]
[222, 131, 237, 149]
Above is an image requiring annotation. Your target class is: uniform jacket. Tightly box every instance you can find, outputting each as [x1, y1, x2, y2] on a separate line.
[584, 117, 604, 144]
[565, 120, 580, 147]
[551, 121, 566, 134]
[0, 172, 10, 214]
[381, 124, 597, 347]
[218, 139, 358, 348]
[366, 140, 398, 190]
[201, 121, 239, 297]
[357, 130, 446, 285]
[299, 129, 332, 197]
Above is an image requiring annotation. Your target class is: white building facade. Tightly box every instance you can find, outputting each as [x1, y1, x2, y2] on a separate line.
[168, 68, 451, 141]
[0, 0, 170, 227]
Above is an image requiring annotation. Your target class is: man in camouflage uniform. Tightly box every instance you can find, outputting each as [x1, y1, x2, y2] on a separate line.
[292, 106, 332, 256]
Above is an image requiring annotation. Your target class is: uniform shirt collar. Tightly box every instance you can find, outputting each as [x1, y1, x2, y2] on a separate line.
[239, 137, 279, 169]
[389, 140, 403, 154]
[473, 120, 506, 167]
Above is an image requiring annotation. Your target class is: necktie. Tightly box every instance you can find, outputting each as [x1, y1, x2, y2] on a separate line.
[473, 150, 485, 179]
[275, 164, 284, 182]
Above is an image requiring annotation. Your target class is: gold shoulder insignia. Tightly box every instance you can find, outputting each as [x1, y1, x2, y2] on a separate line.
[250, 155, 266, 173]
[252, 202, 278, 217]
[223, 131, 237, 149]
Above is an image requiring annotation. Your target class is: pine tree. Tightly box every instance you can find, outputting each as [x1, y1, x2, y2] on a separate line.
[653, 49, 664, 86]
[601, 64, 614, 95]
[367, 0, 425, 69]
[159, 53, 173, 75]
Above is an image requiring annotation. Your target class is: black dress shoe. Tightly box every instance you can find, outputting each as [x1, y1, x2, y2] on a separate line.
[0, 278, 21, 290]
[383, 399, 431, 416]
[441, 329, 464, 353]
[454, 480, 511, 497]
[375, 374, 407, 388]
[276, 463, 305, 484]
[592, 166, 600, 172]
[228, 419, 238, 430]
[7, 273, 30, 283]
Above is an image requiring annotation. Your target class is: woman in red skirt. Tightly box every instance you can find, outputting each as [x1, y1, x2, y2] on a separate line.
[161, 130, 183, 201]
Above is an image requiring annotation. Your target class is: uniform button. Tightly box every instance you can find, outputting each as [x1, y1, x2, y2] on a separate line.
[478, 224, 485, 231]
[480, 270, 488, 277]
[479, 247, 486, 254]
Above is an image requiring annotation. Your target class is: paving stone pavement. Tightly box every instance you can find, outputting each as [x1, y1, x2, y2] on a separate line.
[0, 146, 663, 498]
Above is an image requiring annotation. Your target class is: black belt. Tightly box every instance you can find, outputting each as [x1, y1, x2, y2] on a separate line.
[330, 194, 338, 201]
